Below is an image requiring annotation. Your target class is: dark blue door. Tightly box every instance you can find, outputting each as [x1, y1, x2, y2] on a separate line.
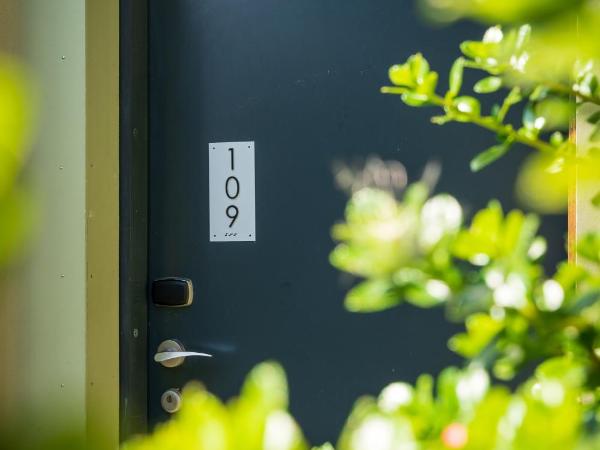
[147, 1, 565, 443]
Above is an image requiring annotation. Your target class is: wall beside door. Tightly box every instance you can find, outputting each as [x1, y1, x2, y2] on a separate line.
[0, 1, 119, 448]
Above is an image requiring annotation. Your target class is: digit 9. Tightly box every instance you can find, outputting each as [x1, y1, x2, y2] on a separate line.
[226, 205, 239, 227]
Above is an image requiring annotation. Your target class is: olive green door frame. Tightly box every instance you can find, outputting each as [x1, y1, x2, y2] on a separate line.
[87, 0, 121, 446]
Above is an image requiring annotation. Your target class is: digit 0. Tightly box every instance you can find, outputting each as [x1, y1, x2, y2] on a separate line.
[225, 176, 240, 199]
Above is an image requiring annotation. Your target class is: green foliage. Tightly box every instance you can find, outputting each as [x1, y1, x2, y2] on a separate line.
[420, 0, 581, 24]
[335, 358, 593, 450]
[123, 358, 599, 450]
[0, 54, 36, 267]
[332, 185, 600, 388]
[123, 362, 307, 450]
[381, 24, 600, 213]
[419, 0, 600, 85]
[330, 185, 461, 311]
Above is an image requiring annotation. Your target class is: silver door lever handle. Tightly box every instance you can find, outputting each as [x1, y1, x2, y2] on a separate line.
[155, 339, 212, 368]
[154, 351, 212, 363]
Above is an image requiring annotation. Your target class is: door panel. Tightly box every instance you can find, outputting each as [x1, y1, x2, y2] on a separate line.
[148, 1, 566, 443]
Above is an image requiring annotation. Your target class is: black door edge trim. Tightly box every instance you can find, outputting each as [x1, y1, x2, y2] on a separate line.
[119, 0, 149, 440]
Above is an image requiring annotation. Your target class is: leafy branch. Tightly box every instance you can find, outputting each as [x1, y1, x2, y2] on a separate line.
[380, 25, 600, 172]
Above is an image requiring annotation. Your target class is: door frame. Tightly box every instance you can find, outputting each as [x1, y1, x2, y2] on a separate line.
[119, 0, 149, 440]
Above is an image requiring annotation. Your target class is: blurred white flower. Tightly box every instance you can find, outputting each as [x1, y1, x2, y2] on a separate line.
[510, 52, 529, 72]
[527, 237, 547, 260]
[483, 26, 504, 43]
[351, 416, 417, 450]
[533, 381, 565, 407]
[263, 411, 300, 450]
[484, 268, 504, 289]
[419, 194, 462, 249]
[493, 274, 527, 309]
[425, 279, 451, 300]
[457, 366, 490, 407]
[352, 417, 395, 450]
[471, 253, 490, 266]
[378, 383, 414, 412]
[539, 279, 564, 312]
[498, 399, 526, 441]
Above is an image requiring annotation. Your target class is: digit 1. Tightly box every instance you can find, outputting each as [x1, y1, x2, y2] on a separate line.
[228, 147, 234, 171]
[226, 205, 239, 227]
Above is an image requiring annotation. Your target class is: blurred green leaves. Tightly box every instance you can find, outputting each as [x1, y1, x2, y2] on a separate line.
[330, 230, 599, 448]
[381, 23, 600, 213]
[419, 0, 581, 24]
[335, 361, 591, 450]
[123, 362, 307, 450]
[332, 183, 600, 390]
[120, 358, 599, 449]
[331, 184, 462, 311]
[418, 0, 600, 89]
[0, 54, 36, 268]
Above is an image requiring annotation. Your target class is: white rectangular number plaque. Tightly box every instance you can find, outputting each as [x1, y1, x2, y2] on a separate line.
[209, 141, 256, 242]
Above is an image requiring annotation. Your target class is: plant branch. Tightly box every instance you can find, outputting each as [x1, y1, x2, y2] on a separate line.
[382, 87, 556, 153]
[542, 80, 600, 105]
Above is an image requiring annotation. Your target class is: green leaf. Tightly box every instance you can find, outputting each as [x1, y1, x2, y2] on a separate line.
[460, 41, 497, 60]
[497, 87, 522, 122]
[566, 289, 600, 313]
[467, 388, 511, 449]
[470, 141, 511, 171]
[241, 361, 289, 410]
[0, 187, 36, 267]
[453, 200, 503, 263]
[345, 279, 400, 312]
[417, 71, 439, 96]
[529, 85, 548, 101]
[550, 131, 565, 147]
[474, 76, 502, 94]
[505, 87, 523, 105]
[448, 57, 464, 98]
[592, 190, 600, 208]
[576, 232, 600, 264]
[506, 212, 539, 258]
[554, 262, 587, 292]
[389, 64, 413, 87]
[591, 124, 600, 142]
[449, 313, 503, 358]
[535, 98, 574, 130]
[403, 181, 430, 207]
[578, 72, 598, 97]
[431, 115, 453, 125]
[522, 102, 543, 130]
[453, 96, 481, 118]
[536, 357, 585, 388]
[586, 110, 600, 125]
[401, 92, 429, 106]
[515, 24, 531, 51]
[404, 281, 449, 308]
[408, 53, 430, 84]
[380, 86, 408, 95]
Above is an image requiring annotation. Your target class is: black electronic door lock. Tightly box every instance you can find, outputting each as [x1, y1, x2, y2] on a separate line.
[151, 277, 193, 307]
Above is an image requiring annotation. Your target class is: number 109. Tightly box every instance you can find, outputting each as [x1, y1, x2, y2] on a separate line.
[226, 148, 239, 227]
